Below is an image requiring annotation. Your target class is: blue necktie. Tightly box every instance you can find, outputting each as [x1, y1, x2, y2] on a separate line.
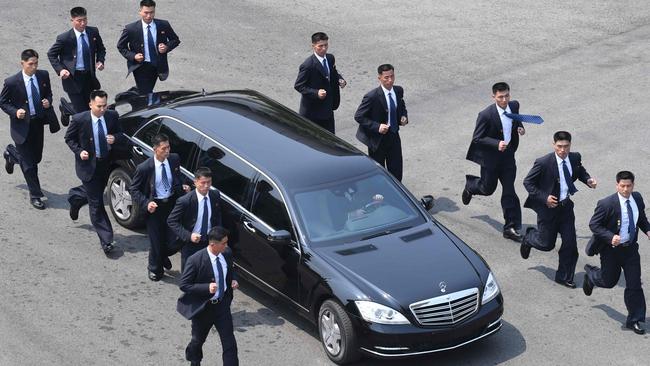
[96, 118, 109, 158]
[321, 58, 329, 79]
[503, 112, 544, 124]
[160, 163, 171, 191]
[29, 77, 43, 115]
[562, 160, 578, 195]
[200, 197, 209, 237]
[80, 33, 91, 70]
[216, 255, 225, 299]
[388, 92, 398, 132]
[626, 199, 635, 244]
[147, 25, 157, 66]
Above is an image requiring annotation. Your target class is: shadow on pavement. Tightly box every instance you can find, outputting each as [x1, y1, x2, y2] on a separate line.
[430, 196, 460, 214]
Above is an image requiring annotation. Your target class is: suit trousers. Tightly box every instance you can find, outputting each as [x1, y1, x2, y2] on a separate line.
[181, 239, 209, 273]
[69, 159, 114, 247]
[133, 62, 158, 94]
[68, 71, 92, 112]
[465, 152, 521, 230]
[587, 243, 646, 324]
[524, 200, 578, 282]
[186, 298, 239, 366]
[10, 117, 45, 198]
[147, 198, 179, 275]
[369, 132, 403, 181]
[308, 115, 335, 134]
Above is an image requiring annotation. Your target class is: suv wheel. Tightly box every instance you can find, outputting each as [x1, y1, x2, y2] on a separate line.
[107, 167, 143, 229]
[318, 299, 360, 364]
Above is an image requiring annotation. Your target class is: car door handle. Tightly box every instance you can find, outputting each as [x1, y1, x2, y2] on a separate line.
[243, 220, 256, 233]
[133, 146, 144, 156]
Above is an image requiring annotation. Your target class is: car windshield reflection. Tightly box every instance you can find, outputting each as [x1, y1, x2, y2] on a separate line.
[293, 173, 425, 245]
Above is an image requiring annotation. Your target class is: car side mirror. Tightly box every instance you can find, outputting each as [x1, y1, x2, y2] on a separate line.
[421, 195, 434, 211]
[267, 230, 292, 244]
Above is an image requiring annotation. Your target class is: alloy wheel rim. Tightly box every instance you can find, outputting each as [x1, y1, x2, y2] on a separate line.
[320, 309, 342, 356]
[110, 177, 133, 220]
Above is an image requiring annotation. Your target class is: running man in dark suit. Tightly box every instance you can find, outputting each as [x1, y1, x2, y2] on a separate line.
[48, 6, 106, 113]
[116, 0, 181, 94]
[463, 82, 525, 242]
[177, 226, 239, 366]
[130, 133, 190, 281]
[583, 171, 650, 335]
[168, 167, 223, 271]
[65, 90, 127, 255]
[1, 49, 60, 210]
[519, 131, 597, 288]
[294, 32, 346, 134]
[354, 64, 408, 181]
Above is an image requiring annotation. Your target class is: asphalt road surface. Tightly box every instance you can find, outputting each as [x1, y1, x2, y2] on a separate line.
[1, 1, 649, 365]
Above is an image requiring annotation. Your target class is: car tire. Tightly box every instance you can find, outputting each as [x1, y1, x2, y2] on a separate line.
[107, 167, 143, 229]
[318, 299, 360, 365]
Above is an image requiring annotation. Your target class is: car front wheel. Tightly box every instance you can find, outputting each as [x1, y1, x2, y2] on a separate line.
[107, 167, 143, 229]
[318, 299, 360, 365]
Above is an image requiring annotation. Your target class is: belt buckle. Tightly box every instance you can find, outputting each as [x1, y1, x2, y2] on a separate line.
[210, 299, 220, 304]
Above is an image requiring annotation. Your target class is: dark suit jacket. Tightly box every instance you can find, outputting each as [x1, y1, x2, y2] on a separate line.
[354, 85, 408, 151]
[116, 19, 181, 80]
[64, 109, 126, 182]
[466, 101, 523, 168]
[167, 189, 223, 243]
[523, 152, 591, 217]
[47, 26, 106, 93]
[130, 153, 184, 213]
[177, 247, 236, 320]
[0, 70, 59, 144]
[588, 192, 650, 254]
[294, 53, 343, 120]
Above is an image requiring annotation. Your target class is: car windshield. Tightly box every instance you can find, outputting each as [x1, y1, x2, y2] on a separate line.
[292, 173, 425, 245]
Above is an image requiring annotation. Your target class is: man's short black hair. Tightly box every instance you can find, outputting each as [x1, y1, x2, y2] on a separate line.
[70, 6, 87, 18]
[151, 133, 169, 147]
[377, 64, 394, 74]
[208, 226, 230, 243]
[21, 49, 38, 61]
[616, 170, 635, 183]
[140, 0, 156, 8]
[90, 90, 108, 100]
[311, 32, 328, 43]
[492, 82, 510, 94]
[194, 167, 212, 179]
[553, 131, 572, 143]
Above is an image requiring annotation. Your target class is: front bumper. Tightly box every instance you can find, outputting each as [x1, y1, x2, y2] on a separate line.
[354, 294, 503, 358]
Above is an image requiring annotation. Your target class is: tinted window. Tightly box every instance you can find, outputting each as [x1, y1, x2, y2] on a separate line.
[134, 118, 162, 147]
[198, 139, 254, 205]
[159, 119, 201, 168]
[252, 180, 293, 234]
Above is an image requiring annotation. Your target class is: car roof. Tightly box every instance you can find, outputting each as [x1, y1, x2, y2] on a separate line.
[131, 90, 379, 190]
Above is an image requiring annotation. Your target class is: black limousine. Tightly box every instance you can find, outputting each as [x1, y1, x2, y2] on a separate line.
[105, 90, 503, 364]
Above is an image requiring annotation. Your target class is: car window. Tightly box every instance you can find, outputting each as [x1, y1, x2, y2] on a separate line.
[198, 139, 255, 205]
[133, 118, 162, 147]
[292, 173, 425, 244]
[252, 179, 294, 235]
[159, 118, 201, 169]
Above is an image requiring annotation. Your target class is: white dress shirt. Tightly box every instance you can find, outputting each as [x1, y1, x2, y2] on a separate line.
[555, 154, 573, 201]
[192, 190, 212, 234]
[496, 104, 513, 144]
[618, 193, 639, 244]
[142, 20, 157, 63]
[207, 248, 228, 300]
[22, 72, 39, 116]
[154, 158, 172, 199]
[314, 53, 329, 78]
[73, 28, 89, 70]
[381, 85, 397, 127]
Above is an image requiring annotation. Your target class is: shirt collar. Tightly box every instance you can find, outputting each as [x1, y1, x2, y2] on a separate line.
[22, 72, 36, 83]
[91, 112, 103, 123]
[206, 247, 219, 261]
[153, 157, 168, 168]
[555, 153, 568, 165]
[618, 193, 635, 204]
[142, 19, 155, 29]
[381, 85, 394, 95]
[314, 53, 325, 63]
[195, 189, 209, 201]
[496, 103, 511, 114]
[73, 28, 86, 38]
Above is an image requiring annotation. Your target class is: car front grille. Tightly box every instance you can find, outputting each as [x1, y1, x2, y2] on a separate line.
[409, 288, 479, 326]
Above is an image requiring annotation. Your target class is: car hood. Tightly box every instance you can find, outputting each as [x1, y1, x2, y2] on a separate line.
[312, 224, 484, 309]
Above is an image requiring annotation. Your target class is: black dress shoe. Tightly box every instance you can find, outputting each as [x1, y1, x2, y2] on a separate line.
[190, 361, 201, 366]
[163, 257, 172, 270]
[148, 271, 162, 281]
[626, 321, 646, 335]
[555, 279, 577, 289]
[461, 188, 472, 205]
[31, 198, 46, 210]
[69, 201, 81, 221]
[3, 150, 13, 174]
[520, 238, 532, 260]
[583, 265, 595, 296]
[503, 228, 522, 242]
[102, 242, 115, 255]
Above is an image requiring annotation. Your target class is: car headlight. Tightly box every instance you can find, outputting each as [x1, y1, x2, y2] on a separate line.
[355, 301, 410, 325]
[481, 272, 500, 305]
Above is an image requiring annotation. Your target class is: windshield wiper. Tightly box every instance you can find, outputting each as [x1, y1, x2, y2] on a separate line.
[362, 226, 412, 241]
